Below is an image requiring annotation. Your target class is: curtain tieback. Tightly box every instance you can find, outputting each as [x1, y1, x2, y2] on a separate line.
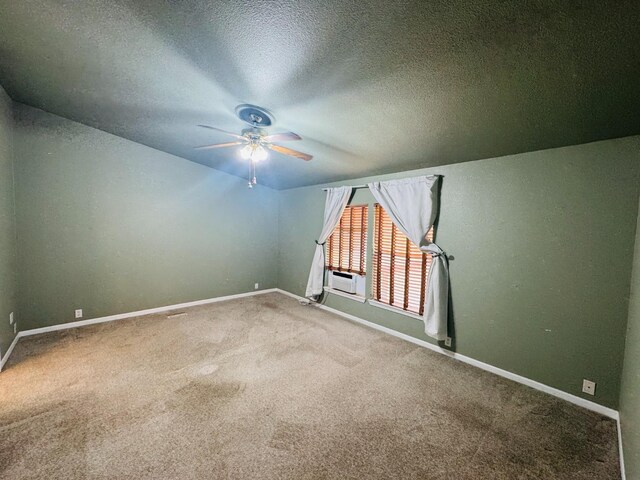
[423, 243, 446, 258]
[428, 247, 449, 266]
[315, 240, 326, 246]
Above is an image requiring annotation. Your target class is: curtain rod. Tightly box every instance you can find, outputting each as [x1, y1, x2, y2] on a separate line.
[321, 184, 367, 191]
[321, 175, 442, 191]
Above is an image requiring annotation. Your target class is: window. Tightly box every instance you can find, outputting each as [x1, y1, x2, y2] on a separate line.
[372, 203, 434, 315]
[325, 205, 368, 276]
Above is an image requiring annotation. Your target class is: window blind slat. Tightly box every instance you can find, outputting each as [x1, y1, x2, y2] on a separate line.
[326, 205, 368, 276]
[373, 203, 434, 315]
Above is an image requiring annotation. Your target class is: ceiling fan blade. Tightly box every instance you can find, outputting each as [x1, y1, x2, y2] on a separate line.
[197, 124, 245, 140]
[268, 144, 313, 161]
[262, 132, 302, 142]
[194, 141, 244, 150]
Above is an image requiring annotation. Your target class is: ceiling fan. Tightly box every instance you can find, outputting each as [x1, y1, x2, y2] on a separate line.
[195, 104, 312, 188]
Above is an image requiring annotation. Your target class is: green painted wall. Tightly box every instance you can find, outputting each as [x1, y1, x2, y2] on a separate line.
[620, 195, 640, 478]
[6, 97, 640, 416]
[13, 104, 279, 331]
[0, 87, 17, 359]
[278, 137, 640, 409]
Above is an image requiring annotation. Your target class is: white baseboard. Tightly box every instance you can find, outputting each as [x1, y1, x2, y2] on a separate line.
[0, 288, 278, 371]
[0, 332, 21, 372]
[275, 288, 619, 420]
[618, 415, 627, 480]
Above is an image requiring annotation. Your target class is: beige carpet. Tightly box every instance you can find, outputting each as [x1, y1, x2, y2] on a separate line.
[0, 292, 620, 479]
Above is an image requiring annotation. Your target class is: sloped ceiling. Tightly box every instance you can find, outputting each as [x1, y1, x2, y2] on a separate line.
[1, 0, 639, 189]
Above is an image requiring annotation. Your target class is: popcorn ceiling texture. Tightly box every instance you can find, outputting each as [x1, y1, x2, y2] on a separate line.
[0, 293, 621, 479]
[0, 0, 639, 188]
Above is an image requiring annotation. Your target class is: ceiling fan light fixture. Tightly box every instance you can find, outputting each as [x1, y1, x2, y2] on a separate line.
[240, 144, 253, 160]
[253, 145, 268, 162]
[196, 110, 311, 187]
[240, 143, 268, 162]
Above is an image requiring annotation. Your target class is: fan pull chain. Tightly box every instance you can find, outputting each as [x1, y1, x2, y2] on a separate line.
[248, 158, 257, 188]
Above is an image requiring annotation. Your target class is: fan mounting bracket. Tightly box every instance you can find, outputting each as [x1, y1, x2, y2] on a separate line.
[235, 104, 275, 127]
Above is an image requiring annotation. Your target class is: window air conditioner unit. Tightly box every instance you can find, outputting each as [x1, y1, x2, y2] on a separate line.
[329, 271, 357, 294]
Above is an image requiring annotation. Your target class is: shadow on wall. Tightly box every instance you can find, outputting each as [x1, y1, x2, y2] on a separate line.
[444, 275, 457, 351]
[435, 175, 457, 352]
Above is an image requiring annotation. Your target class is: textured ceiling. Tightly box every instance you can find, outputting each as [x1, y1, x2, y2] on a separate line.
[1, 1, 639, 189]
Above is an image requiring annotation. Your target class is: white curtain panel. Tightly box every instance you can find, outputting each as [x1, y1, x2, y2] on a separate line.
[368, 176, 449, 340]
[305, 186, 353, 298]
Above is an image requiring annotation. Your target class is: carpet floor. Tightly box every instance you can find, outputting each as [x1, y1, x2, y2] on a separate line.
[0, 292, 621, 479]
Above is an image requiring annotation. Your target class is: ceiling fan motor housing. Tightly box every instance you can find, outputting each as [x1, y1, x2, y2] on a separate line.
[235, 104, 275, 127]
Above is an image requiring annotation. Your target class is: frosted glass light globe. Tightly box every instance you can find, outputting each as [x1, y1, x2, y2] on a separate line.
[240, 144, 252, 160]
[253, 145, 268, 162]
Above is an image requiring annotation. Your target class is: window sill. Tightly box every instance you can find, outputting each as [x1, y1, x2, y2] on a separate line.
[367, 299, 424, 322]
[323, 287, 367, 303]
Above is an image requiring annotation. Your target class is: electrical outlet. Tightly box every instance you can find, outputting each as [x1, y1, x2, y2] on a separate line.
[9, 312, 14, 325]
[75, 309, 83, 319]
[444, 337, 452, 347]
[254, 283, 259, 290]
[582, 379, 596, 396]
